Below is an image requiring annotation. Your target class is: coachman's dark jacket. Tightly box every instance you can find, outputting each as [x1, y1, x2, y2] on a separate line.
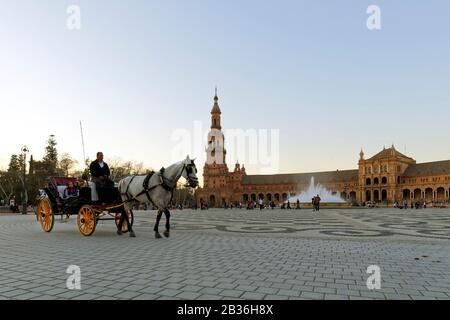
[89, 160, 111, 178]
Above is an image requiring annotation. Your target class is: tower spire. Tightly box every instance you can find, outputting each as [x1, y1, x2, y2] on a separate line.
[211, 87, 221, 129]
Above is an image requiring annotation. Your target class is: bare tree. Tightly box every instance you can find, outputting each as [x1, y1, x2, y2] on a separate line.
[59, 153, 78, 176]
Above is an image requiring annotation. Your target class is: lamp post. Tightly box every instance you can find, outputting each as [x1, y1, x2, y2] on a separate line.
[21, 146, 29, 215]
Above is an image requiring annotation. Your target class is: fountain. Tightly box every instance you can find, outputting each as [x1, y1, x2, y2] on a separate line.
[287, 176, 347, 205]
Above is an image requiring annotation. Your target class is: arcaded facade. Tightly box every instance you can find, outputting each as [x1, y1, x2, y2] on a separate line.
[195, 94, 450, 207]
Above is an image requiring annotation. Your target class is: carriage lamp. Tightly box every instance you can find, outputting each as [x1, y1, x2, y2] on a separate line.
[21, 145, 29, 215]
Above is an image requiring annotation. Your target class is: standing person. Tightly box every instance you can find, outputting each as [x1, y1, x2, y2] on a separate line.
[89, 152, 114, 202]
[312, 196, 316, 212]
[259, 198, 263, 210]
[9, 196, 17, 213]
[287, 200, 291, 209]
[315, 194, 321, 212]
[296, 198, 301, 210]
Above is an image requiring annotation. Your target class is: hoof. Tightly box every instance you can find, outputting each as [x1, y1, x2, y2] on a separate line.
[155, 232, 162, 239]
[117, 230, 123, 236]
[163, 230, 170, 238]
[129, 231, 136, 238]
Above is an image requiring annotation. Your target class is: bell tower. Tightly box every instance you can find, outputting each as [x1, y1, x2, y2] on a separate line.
[206, 88, 226, 166]
[202, 88, 230, 206]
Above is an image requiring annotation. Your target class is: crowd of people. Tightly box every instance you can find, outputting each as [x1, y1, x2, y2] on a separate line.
[365, 200, 447, 209]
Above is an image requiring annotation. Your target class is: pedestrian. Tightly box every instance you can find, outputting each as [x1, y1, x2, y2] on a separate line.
[259, 198, 263, 210]
[287, 200, 291, 209]
[296, 198, 301, 210]
[314, 194, 321, 212]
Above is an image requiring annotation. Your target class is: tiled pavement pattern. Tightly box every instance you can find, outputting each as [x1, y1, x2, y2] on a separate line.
[0, 208, 449, 300]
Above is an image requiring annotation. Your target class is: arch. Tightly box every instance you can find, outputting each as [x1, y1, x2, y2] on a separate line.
[374, 177, 379, 185]
[243, 194, 249, 202]
[374, 190, 380, 202]
[349, 191, 357, 202]
[381, 190, 387, 202]
[250, 194, 256, 201]
[341, 191, 347, 200]
[266, 193, 272, 201]
[274, 193, 280, 202]
[436, 187, 445, 201]
[413, 188, 421, 200]
[282, 193, 288, 201]
[402, 189, 411, 200]
[258, 193, 264, 200]
[366, 190, 371, 201]
[209, 195, 216, 207]
[366, 178, 371, 186]
[381, 177, 387, 184]
[425, 188, 433, 201]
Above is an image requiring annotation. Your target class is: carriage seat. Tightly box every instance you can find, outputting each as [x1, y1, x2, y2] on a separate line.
[57, 186, 67, 199]
[88, 181, 119, 203]
[48, 177, 78, 200]
[88, 181, 99, 202]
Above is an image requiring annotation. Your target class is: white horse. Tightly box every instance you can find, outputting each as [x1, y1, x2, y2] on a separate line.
[118, 156, 199, 238]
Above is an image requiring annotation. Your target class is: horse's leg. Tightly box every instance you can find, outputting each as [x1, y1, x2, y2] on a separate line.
[154, 210, 163, 239]
[163, 209, 170, 237]
[128, 209, 136, 238]
[117, 207, 124, 235]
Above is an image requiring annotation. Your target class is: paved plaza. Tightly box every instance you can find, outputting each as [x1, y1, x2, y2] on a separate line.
[0, 208, 449, 300]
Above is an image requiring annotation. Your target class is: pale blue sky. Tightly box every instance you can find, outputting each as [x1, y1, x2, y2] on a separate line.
[1, 1, 449, 177]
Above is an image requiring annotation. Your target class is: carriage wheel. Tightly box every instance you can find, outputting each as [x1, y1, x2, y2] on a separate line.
[115, 210, 134, 233]
[37, 198, 54, 232]
[77, 205, 97, 236]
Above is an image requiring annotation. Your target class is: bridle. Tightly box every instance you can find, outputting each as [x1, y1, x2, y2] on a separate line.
[183, 162, 198, 188]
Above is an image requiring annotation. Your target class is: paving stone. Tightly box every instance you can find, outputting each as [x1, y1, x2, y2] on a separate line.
[220, 289, 244, 298]
[0, 209, 449, 301]
[300, 292, 325, 299]
[176, 291, 201, 299]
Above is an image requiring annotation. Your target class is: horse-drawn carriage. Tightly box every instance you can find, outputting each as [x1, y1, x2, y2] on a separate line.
[36, 156, 199, 239]
[36, 176, 133, 236]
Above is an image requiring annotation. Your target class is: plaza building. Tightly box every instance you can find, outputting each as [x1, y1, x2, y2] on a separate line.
[195, 93, 450, 207]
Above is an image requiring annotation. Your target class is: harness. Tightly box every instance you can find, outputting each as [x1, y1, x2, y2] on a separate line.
[121, 166, 185, 208]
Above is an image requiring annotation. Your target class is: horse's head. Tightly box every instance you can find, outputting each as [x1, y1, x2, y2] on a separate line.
[182, 155, 199, 188]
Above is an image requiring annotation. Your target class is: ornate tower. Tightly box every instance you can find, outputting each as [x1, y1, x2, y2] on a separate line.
[202, 89, 230, 207]
[206, 88, 226, 166]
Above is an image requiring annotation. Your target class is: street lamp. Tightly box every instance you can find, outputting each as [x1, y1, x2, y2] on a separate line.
[21, 146, 29, 215]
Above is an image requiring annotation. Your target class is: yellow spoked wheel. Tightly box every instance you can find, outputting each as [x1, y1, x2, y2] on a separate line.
[37, 198, 54, 232]
[77, 205, 97, 236]
[115, 210, 134, 233]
